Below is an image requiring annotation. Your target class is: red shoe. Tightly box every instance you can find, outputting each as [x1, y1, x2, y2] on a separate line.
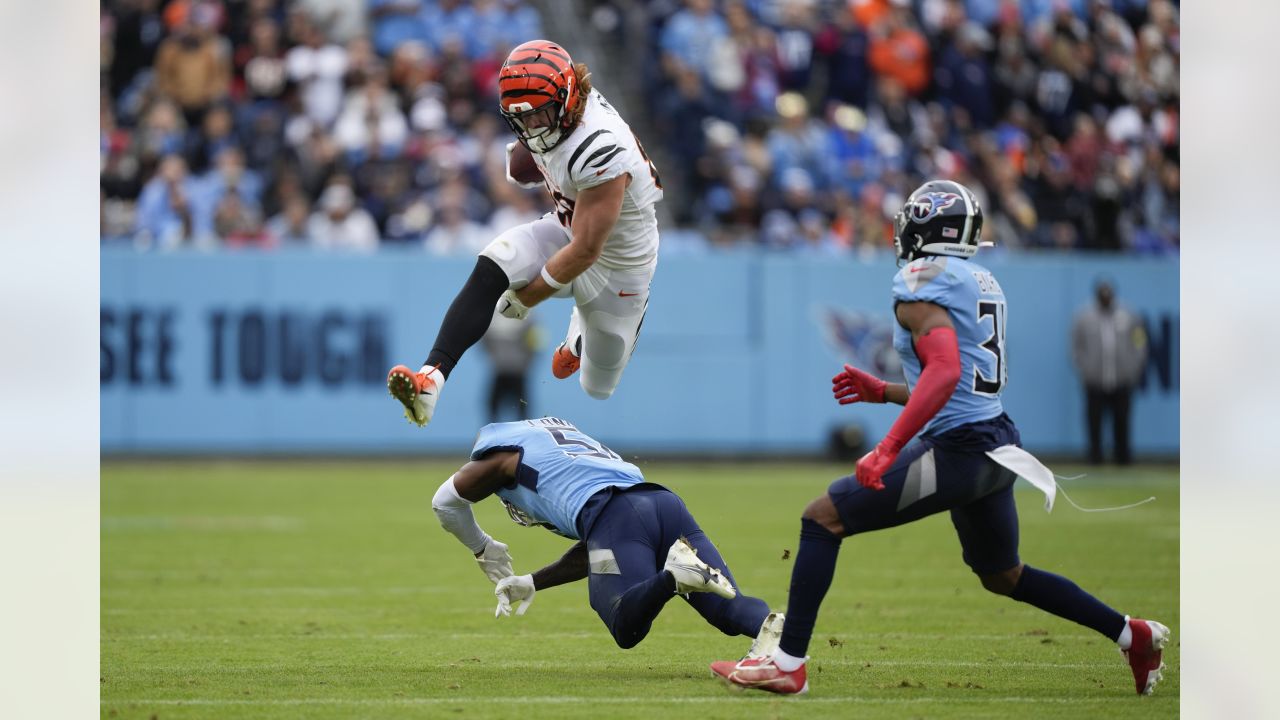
[1123, 618, 1170, 695]
[552, 342, 580, 379]
[387, 364, 443, 427]
[710, 656, 808, 694]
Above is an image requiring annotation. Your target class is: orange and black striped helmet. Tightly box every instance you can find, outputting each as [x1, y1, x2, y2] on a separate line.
[498, 40, 581, 153]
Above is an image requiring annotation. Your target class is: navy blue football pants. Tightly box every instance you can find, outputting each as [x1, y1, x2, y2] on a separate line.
[828, 437, 1021, 573]
[582, 487, 770, 648]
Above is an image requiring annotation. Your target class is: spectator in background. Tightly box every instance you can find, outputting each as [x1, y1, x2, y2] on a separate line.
[480, 310, 540, 423]
[309, 183, 379, 250]
[154, 1, 230, 127]
[369, 0, 428, 57]
[766, 92, 833, 194]
[135, 154, 197, 248]
[333, 71, 409, 162]
[814, 4, 871, 109]
[286, 14, 349, 128]
[266, 194, 314, 245]
[661, 0, 730, 81]
[868, 4, 930, 98]
[1072, 280, 1147, 465]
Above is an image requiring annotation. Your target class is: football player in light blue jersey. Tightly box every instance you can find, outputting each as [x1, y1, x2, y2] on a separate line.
[431, 417, 778, 653]
[713, 180, 1170, 696]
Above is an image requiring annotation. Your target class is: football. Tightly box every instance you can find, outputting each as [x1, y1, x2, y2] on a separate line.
[506, 141, 543, 186]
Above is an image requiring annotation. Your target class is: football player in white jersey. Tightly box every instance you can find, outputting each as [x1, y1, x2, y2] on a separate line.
[388, 40, 664, 428]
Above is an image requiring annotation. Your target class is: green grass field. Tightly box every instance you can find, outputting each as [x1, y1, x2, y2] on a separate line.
[101, 460, 1178, 719]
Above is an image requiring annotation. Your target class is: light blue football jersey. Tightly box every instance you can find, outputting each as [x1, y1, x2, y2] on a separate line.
[471, 417, 644, 539]
[891, 255, 1008, 434]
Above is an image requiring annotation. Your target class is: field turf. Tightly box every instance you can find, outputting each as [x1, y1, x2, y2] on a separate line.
[101, 460, 1178, 719]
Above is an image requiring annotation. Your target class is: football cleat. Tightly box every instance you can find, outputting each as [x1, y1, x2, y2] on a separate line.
[664, 538, 735, 599]
[1123, 618, 1170, 695]
[745, 612, 786, 660]
[710, 656, 808, 695]
[552, 338, 581, 379]
[387, 364, 444, 427]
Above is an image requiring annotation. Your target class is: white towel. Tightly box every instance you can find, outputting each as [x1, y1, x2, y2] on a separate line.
[985, 445, 1057, 512]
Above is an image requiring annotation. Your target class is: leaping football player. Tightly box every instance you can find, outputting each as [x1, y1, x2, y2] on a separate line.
[431, 416, 783, 655]
[388, 40, 663, 427]
[710, 180, 1170, 696]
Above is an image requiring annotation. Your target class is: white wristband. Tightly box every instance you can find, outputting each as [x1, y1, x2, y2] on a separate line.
[540, 265, 567, 290]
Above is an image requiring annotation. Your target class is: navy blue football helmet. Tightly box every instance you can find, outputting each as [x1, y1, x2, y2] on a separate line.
[893, 180, 987, 261]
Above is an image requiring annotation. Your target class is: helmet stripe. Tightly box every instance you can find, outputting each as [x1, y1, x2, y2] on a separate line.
[499, 72, 558, 86]
[948, 180, 973, 245]
[505, 56, 567, 72]
[526, 46, 571, 63]
[501, 89, 555, 100]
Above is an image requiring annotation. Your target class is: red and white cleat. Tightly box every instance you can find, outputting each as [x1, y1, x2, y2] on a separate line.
[1123, 618, 1171, 695]
[552, 341, 581, 379]
[710, 656, 808, 695]
[387, 364, 444, 427]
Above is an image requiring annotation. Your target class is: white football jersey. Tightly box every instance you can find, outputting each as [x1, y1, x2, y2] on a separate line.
[530, 89, 663, 269]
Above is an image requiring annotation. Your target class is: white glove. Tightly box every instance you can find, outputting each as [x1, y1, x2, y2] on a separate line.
[505, 142, 543, 189]
[476, 539, 514, 584]
[497, 289, 530, 320]
[495, 574, 536, 617]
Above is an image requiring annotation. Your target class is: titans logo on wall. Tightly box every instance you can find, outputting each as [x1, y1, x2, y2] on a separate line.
[816, 307, 904, 381]
[910, 192, 961, 222]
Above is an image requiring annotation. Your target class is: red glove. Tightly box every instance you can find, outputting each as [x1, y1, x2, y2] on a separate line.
[855, 442, 899, 491]
[832, 364, 887, 405]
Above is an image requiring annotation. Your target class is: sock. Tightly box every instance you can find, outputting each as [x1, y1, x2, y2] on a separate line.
[608, 571, 677, 649]
[1010, 565, 1128, 641]
[772, 648, 805, 671]
[424, 256, 509, 380]
[778, 517, 843, 658]
[1116, 615, 1133, 649]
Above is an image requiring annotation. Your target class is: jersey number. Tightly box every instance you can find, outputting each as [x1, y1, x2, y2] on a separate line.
[551, 190, 576, 229]
[546, 428, 621, 461]
[973, 300, 1007, 395]
[631, 132, 663, 189]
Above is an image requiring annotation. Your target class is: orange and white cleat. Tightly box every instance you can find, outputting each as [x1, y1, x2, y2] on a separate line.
[710, 655, 808, 695]
[552, 340, 581, 379]
[387, 364, 445, 427]
[1123, 618, 1170, 695]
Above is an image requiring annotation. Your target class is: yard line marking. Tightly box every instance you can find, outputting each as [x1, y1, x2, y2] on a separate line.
[100, 696, 1149, 707]
[105, 631, 1097, 642]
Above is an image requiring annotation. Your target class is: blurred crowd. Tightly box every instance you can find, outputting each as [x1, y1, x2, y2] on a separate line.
[642, 0, 1179, 254]
[100, 0, 548, 250]
[100, 0, 1178, 256]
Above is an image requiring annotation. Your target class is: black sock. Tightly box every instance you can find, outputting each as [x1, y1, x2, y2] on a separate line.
[778, 518, 844, 658]
[424, 256, 509, 380]
[1010, 565, 1127, 640]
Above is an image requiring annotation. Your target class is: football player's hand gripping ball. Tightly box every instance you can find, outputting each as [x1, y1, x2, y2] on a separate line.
[494, 574, 536, 617]
[476, 539, 515, 584]
[833, 364, 887, 405]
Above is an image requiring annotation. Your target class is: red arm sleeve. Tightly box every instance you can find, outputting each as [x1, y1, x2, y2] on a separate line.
[881, 326, 962, 452]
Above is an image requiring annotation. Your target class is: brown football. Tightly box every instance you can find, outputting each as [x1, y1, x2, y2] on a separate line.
[508, 142, 542, 185]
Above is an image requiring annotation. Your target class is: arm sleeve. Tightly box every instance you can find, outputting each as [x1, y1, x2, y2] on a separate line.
[882, 326, 962, 452]
[431, 475, 492, 554]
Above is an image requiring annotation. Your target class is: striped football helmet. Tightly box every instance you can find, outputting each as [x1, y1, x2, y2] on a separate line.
[498, 40, 581, 153]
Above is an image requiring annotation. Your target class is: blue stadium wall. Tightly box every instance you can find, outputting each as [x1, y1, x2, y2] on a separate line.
[101, 249, 1178, 456]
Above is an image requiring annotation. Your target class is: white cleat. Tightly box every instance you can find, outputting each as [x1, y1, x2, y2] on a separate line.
[745, 612, 786, 660]
[664, 537, 736, 599]
[387, 364, 445, 427]
[1122, 618, 1171, 696]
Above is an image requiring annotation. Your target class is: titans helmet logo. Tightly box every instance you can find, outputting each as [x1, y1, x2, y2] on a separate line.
[910, 192, 962, 223]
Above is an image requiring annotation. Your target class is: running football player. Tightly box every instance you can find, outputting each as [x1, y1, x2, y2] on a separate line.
[388, 40, 663, 427]
[710, 181, 1170, 696]
[431, 416, 781, 654]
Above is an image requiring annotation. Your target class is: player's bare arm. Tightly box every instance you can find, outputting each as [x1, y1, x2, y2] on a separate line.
[450, 451, 521, 504]
[530, 541, 590, 590]
[514, 174, 629, 308]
